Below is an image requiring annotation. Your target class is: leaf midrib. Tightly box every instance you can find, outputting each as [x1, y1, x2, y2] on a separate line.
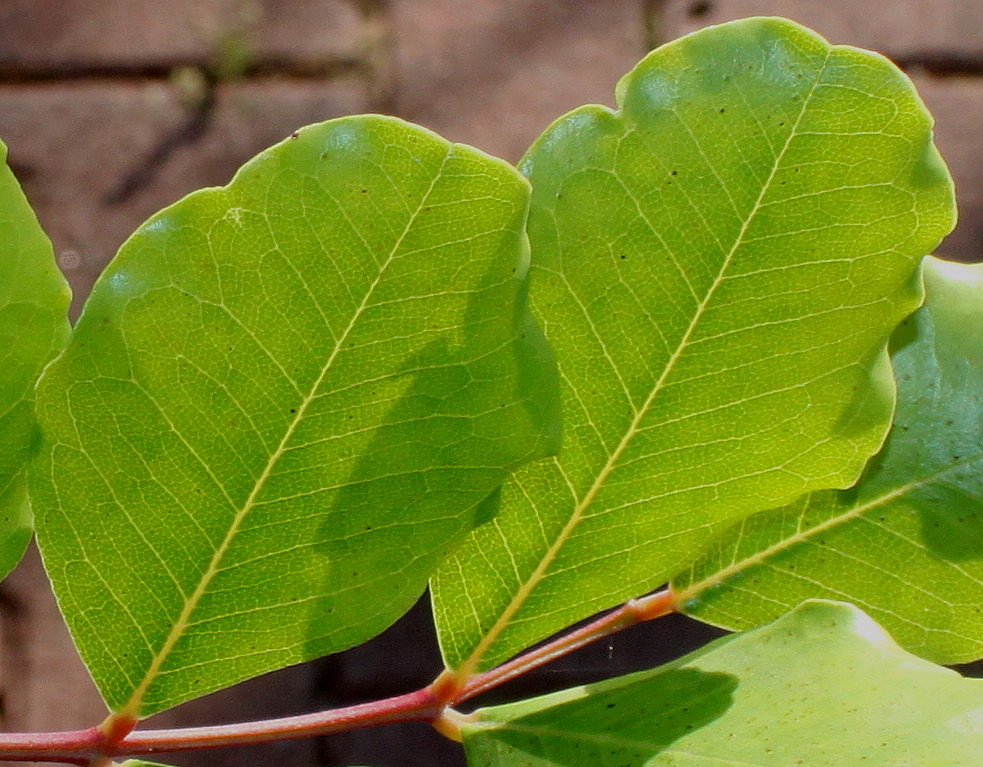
[120, 147, 454, 716]
[453, 55, 832, 677]
[675, 448, 983, 605]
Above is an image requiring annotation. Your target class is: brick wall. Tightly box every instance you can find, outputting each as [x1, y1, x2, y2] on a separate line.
[0, 2, 979, 765]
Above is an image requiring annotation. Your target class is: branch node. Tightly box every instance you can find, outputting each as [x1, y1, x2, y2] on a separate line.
[429, 669, 466, 705]
[634, 587, 680, 621]
[99, 713, 138, 749]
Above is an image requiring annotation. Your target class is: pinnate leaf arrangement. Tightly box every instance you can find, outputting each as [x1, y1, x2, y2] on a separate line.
[1, 16, 980, 767]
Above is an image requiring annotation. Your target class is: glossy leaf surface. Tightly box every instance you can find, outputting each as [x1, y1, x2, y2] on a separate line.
[676, 256, 983, 663]
[32, 116, 559, 716]
[0, 139, 70, 581]
[433, 17, 955, 674]
[463, 601, 983, 766]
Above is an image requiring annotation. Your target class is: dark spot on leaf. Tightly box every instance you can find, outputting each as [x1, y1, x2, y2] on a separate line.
[290, 132, 299, 139]
[671, 170, 678, 176]
[719, 108, 726, 114]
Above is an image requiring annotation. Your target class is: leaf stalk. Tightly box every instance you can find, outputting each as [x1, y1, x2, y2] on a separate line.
[0, 589, 676, 762]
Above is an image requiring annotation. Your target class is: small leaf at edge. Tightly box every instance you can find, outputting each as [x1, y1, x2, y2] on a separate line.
[463, 600, 983, 766]
[676, 255, 983, 664]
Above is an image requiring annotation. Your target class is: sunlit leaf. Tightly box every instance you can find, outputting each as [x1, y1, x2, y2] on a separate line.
[32, 116, 560, 717]
[433, 17, 955, 675]
[463, 601, 983, 766]
[676, 256, 983, 663]
[0, 138, 70, 581]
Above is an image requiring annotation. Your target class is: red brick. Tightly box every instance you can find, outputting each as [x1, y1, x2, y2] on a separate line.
[0, 0, 365, 71]
[659, 1, 983, 61]
[0, 77, 369, 312]
[913, 75, 983, 262]
[388, 0, 649, 163]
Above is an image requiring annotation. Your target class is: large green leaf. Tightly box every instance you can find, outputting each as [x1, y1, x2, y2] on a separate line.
[32, 116, 560, 717]
[0, 139, 70, 581]
[432, 17, 955, 674]
[462, 600, 983, 766]
[675, 256, 983, 663]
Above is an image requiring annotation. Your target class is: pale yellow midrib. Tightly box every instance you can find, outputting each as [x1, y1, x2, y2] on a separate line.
[120, 149, 453, 716]
[675, 452, 983, 604]
[455, 59, 830, 678]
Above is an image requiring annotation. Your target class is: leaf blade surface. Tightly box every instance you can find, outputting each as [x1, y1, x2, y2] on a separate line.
[0, 139, 70, 580]
[676, 255, 983, 663]
[433, 17, 955, 674]
[463, 601, 983, 766]
[33, 116, 559, 716]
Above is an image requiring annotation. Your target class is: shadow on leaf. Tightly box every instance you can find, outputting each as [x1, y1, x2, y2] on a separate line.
[473, 668, 737, 765]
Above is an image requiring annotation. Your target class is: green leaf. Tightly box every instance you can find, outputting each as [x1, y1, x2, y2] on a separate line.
[675, 256, 983, 664]
[0, 138, 70, 581]
[432, 17, 955, 674]
[32, 115, 560, 717]
[462, 600, 983, 766]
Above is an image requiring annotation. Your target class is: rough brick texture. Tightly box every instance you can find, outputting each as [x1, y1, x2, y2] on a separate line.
[0, 78, 368, 315]
[915, 75, 983, 261]
[0, 0, 364, 70]
[389, 0, 649, 162]
[660, 0, 983, 61]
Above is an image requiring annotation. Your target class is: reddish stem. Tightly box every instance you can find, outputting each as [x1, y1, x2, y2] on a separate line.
[0, 727, 103, 764]
[0, 689, 441, 763]
[0, 588, 678, 762]
[455, 587, 677, 703]
[116, 687, 441, 756]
